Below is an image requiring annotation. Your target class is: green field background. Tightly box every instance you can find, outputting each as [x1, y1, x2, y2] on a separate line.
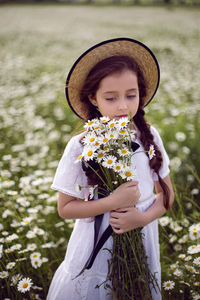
[0, 4, 200, 299]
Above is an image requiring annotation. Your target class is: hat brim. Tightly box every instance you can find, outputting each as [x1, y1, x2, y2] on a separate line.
[65, 37, 160, 121]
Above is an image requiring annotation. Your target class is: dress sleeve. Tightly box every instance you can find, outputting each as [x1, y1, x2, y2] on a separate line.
[51, 134, 88, 199]
[150, 126, 170, 181]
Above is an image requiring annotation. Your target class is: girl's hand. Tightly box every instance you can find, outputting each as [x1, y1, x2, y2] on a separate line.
[110, 181, 140, 210]
[109, 207, 147, 234]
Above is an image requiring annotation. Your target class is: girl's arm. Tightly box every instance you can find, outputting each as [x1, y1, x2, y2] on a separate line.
[57, 181, 140, 219]
[109, 175, 174, 234]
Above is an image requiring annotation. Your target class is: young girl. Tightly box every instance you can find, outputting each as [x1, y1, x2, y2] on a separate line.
[47, 38, 174, 300]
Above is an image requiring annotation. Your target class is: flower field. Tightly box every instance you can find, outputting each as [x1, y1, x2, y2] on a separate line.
[0, 4, 199, 299]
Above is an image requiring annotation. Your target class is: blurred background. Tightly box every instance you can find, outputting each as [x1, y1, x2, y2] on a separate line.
[0, 2, 200, 299]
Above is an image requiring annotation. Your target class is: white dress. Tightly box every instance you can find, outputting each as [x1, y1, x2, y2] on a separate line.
[47, 126, 170, 300]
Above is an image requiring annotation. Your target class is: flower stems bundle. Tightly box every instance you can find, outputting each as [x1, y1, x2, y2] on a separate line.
[76, 116, 158, 299]
[109, 230, 156, 300]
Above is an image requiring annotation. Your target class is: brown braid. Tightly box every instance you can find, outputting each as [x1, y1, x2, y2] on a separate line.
[134, 108, 170, 209]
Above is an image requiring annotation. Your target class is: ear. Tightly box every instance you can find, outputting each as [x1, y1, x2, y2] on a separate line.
[88, 94, 98, 107]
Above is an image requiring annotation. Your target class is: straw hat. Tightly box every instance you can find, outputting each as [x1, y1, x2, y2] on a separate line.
[65, 37, 160, 121]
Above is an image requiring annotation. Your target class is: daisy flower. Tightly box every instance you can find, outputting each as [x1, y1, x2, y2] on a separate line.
[185, 265, 196, 273]
[82, 133, 98, 146]
[6, 262, 16, 270]
[193, 257, 200, 266]
[33, 227, 45, 235]
[148, 145, 156, 160]
[75, 154, 83, 163]
[96, 151, 104, 163]
[30, 252, 41, 260]
[0, 271, 9, 279]
[102, 156, 117, 169]
[188, 245, 199, 254]
[117, 147, 130, 157]
[99, 134, 111, 145]
[31, 258, 42, 269]
[21, 217, 33, 226]
[82, 147, 96, 161]
[17, 277, 33, 293]
[163, 280, 175, 290]
[173, 269, 183, 277]
[27, 243, 37, 251]
[100, 116, 110, 123]
[107, 130, 119, 140]
[118, 117, 129, 128]
[108, 119, 117, 129]
[114, 161, 124, 173]
[159, 216, 170, 227]
[120, 166, 137, 181]
[84, 119, 99, 130]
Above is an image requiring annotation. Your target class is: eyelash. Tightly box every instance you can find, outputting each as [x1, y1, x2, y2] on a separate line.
[105, 95, 136, 101]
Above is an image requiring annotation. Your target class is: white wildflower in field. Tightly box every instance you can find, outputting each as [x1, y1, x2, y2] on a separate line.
[33, 227, 45, 235]
[174, 244, 182, 251]
[175, 132, 186, 142]
[189, 223, 200, 240]
[188, 245, 200, 254]
[178, 254, 186, 259]
[26, 230, 36, 239]
[2, 209, 13, 218]
[173, 269, 183, 277]
[191, 188, 199, 195]
[169, 235, 177, 243]
[31, 258, 42, 269]
[193, 257, 200, 266]
[159, 216, 170, 226]
[178, 234, 188, 244]
[118, 117, 129, 128]
[27, 243, 37, 251]
[170, 221, 183, 232]
[17, 277, 33, 293]
[21, 217, 33, 226]
[5, 233, 18, 243]
[120, 166, 137, 181]
[6, 262, 16, 270]
[30, 252, 41, 260]
[185, 256, 192, 261]
[0, 271, 9, 279]
[185, 265, 196, 273]
[163, 280, 175, 290]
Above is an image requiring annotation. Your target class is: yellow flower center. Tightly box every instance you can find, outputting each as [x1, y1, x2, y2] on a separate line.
[116, 166, 121, 170]
[120, 130, 126, 134]
[88, 121, 93, 126]
[98, 153, 103, 158]
[125, 171, 132, 177]
[107, 160, 113, 165]
[95, 142, 100, 146]
[89, 138, 95, 143]
[109, 123, 115, 128]
[121, 150, 127, 154]
[87, 151, 93, 157]
[166, 283, 171, 287]
[103, 138, 108, 143]
[23, 283, 28, 289]
[77, 155, 82, 161]
[2, 273, 6, 277]
[121, 122, 126, 126]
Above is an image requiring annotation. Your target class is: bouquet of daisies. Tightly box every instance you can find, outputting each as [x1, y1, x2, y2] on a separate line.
[76, 116, 159, 300]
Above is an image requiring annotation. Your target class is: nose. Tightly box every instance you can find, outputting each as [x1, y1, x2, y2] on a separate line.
[118, 98, 128, 110]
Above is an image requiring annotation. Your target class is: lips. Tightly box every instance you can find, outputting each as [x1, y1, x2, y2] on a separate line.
[116, 115, 128, 118]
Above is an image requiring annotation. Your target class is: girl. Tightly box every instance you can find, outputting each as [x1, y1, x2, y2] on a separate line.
[47, 38, 174, 300]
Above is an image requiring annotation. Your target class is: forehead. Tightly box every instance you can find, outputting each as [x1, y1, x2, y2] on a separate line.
[98, 69, 138, 91]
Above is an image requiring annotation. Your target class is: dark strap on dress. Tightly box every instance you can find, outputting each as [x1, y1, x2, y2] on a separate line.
[74, 141, 140, 279]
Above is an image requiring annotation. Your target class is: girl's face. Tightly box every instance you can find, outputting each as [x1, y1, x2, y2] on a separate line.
[89, 69, 139, 120]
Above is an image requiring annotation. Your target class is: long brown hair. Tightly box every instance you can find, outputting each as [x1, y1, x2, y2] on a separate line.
[80, 55, 170, 209]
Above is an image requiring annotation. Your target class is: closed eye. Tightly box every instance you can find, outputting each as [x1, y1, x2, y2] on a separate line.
[105, 97, 116, 101]
[127, 95, 136, 99]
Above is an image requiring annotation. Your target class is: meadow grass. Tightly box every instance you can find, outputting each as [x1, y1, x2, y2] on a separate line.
[0, 4, 199, 299]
